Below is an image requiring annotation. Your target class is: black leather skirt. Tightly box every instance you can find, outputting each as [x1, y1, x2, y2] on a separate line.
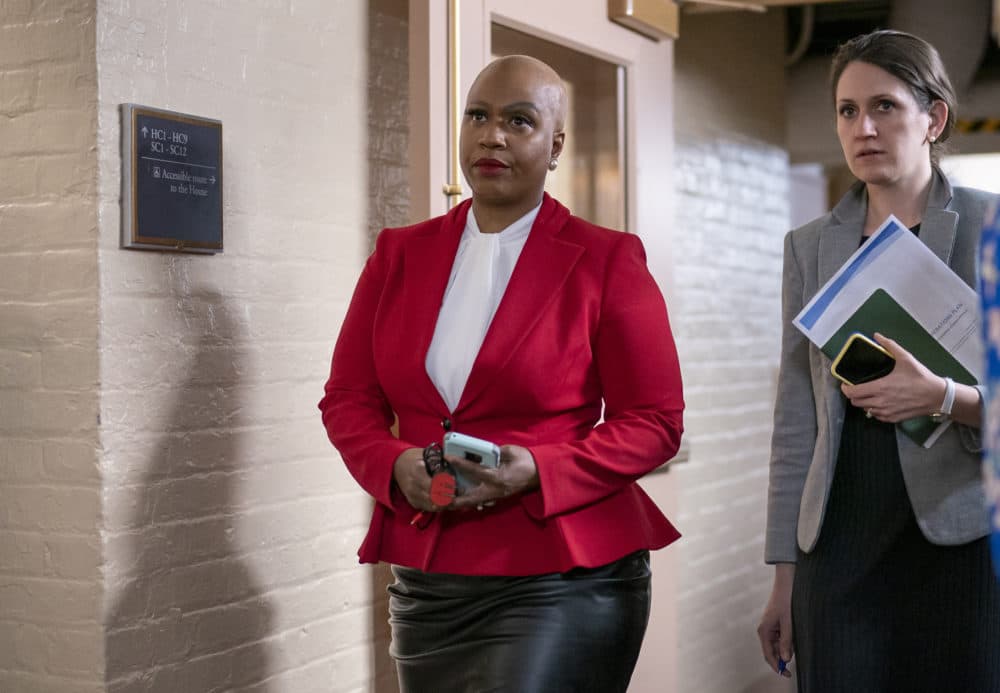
[387, 551, 651, 693]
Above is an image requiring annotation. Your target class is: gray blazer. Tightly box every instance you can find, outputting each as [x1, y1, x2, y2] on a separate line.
[765, 169, 998, 564]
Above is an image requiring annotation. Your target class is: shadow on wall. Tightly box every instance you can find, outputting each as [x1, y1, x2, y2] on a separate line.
[104, 287, 276, 693]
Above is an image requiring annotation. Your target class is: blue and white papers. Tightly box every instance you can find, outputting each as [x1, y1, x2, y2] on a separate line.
[794, 215, 982, 448]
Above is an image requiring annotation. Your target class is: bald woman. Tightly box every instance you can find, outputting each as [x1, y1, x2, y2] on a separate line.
[320, 55, 685, 692]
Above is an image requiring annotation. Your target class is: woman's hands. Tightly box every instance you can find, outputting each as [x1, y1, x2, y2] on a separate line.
[392, 444, 540, 514]
[757, 563, 795, 678]
[392, 448, 441, 512]
[840, 333, 947, 423]
[447, 444, 540, 510]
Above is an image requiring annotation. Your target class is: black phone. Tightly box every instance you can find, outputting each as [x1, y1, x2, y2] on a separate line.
[830, 333, 895, 385]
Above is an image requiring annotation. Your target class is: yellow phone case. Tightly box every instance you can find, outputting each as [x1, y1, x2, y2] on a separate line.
[830, 333, 895, 385]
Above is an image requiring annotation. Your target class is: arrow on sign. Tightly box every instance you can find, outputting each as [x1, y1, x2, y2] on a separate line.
[210, 176, 216, 184]
[141, 126, 148, 137]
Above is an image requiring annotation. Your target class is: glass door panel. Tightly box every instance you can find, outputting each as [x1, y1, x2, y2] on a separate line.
[491, 23, 627, 231]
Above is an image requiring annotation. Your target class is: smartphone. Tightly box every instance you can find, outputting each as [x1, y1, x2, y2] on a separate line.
[830, 332, 895, 385]
[443, 431, 500, 491]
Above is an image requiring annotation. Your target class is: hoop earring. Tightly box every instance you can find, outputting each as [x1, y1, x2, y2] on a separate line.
[548, 159, 559, 171]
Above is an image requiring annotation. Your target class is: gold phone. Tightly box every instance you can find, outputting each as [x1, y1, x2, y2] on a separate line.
[830, 333, 895, 385]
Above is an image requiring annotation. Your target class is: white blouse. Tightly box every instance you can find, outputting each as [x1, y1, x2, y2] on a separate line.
[425, 203, 540, 412]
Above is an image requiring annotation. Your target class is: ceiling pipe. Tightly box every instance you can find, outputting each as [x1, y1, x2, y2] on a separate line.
[889, 0, 991, 96]
[784, 4, 815, 68]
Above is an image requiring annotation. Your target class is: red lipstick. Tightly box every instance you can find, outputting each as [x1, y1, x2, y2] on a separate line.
[473, 158, 509, 175]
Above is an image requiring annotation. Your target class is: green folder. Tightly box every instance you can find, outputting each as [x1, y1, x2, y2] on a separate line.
[821, 288, 976, 446]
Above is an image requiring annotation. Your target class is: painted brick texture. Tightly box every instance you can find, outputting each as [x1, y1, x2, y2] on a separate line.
[94, 1, 374, 692]
[671, 135, 789, 693]
[0, 1, 104, 692]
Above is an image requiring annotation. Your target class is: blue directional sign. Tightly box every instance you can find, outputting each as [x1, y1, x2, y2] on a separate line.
[122, 104, 223, 252]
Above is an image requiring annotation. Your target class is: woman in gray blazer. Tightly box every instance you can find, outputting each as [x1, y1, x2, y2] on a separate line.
[757, 30, 1000, 692]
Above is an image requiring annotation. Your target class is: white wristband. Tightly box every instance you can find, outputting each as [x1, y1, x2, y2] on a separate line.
[933, 376, 955, 420]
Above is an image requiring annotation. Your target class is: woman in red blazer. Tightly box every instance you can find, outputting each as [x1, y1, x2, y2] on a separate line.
[319, 54, 684, 693]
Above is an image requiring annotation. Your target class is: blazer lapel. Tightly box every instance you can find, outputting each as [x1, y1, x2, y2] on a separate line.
[818, 181, 866, 287]
[403, 201, 469, 410]
[816, 182, 866, 427]
[455, 195, 583, 412]
[918, 168, 959, 266]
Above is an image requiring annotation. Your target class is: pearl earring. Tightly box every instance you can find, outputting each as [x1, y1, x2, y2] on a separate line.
[929, 135, 937, 143]
[548, 159, 558, 171]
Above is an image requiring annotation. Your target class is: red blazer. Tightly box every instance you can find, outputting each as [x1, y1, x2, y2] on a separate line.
[319, 194, 684, 575]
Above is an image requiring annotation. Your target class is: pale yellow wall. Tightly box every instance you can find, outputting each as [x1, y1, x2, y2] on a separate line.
[0, 1, 104, 691]
[674, 10, 787, 146]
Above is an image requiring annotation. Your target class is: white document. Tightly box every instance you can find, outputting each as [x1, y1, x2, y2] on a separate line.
[795, 214, 981, 376]
[794, 214, 981, 447]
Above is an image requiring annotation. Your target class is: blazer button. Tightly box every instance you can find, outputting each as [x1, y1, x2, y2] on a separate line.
[441, 417, 452, 432]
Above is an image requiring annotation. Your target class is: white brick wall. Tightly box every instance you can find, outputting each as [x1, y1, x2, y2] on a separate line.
[671, 135, 789, 693]
[0, 1, 105, 692]
[94, 1, 373, 692]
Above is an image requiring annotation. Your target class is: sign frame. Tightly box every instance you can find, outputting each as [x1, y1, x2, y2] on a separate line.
[121, 103, 224, 253]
